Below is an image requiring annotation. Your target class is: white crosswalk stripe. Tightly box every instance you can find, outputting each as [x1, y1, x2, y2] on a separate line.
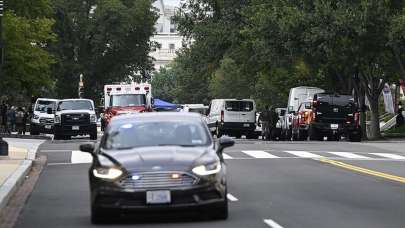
[328, 152, 370, 159]
[242, 150, 280, 159]
[61, 150, 405, 166]
[71, 150, 93, 164]
[369, 153, 405, 159]
[284, 151, 324, 158]
[223, 153, 233, 159]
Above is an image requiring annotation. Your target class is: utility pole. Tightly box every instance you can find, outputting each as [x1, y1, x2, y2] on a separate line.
[0, 0, 9, 156]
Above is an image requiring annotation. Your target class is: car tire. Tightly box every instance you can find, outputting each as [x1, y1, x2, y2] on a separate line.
[211, 198, 228, 220]
[30, 128, 39, 135]
[348, 132, 361, 142]
[309, 126, 321, 141]
[235, 133, 242, 139]
[90, 132, 97, 140]
[91, 205, 112, 224]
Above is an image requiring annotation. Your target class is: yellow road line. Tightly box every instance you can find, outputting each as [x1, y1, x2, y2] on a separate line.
[318, 158, 405, 184]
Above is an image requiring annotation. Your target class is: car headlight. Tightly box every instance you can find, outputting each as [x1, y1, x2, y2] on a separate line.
[33, 114, 40, 119]
[192, 161, 222, 176]
[54, 115, 61, 124]
[93, 167, 123, 180]
[90, 114, 97, 123]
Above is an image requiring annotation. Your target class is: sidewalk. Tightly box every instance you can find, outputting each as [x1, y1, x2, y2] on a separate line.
[0, 138, 45, 213]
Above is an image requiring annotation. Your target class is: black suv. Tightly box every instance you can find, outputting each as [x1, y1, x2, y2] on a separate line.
[308, 93, 361, 142]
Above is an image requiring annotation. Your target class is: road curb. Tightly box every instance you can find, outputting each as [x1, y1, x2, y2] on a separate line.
[0, 134, 51, 140]
[0, 160, 32, 213]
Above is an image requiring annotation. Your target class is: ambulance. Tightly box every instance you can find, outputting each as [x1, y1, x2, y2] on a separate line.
[102, 83, 153, 129]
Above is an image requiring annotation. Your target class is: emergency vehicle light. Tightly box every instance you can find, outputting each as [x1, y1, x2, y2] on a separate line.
[144, 86, 150, 91]
[107, 88, 112, 91]
[116, 87, 122, 91]
[135, 87, 140, 90]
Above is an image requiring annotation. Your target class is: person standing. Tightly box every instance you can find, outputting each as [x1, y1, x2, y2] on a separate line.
[9, 106, 16, 132]
[268, 107, 279, 140]
[397, 102, 404, 127]
[259, 106, 271, 140]
[15, 107, 25, 134]
[1, 102, 7, 133]
[22, 108, 28, 135]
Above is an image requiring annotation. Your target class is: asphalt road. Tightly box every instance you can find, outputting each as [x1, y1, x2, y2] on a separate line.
[13, 137, 405, 228]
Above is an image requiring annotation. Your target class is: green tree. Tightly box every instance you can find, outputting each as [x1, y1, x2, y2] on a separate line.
[151, 65, 177, 102]
[1, 1, 56, 101]
[51, 0, 158, 103]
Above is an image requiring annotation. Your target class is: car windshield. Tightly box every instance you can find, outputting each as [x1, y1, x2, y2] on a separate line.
[225, 101, 254, 112]
[35, 100, 56, 112]
[110, 94, 146, 107]
[58, 100, 93, 111]
[103, 120, 211, 149]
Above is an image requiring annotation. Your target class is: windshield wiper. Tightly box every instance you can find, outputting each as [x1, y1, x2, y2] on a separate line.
[157, 144, 198, 147]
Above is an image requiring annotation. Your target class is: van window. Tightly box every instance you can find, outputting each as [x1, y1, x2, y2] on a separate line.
[225, 101, 254, 112]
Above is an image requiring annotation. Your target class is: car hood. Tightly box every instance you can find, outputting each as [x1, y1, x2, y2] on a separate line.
[56, 110, 95, 115]
[100, 146, 215, 172]
[33, 111, 54, 118]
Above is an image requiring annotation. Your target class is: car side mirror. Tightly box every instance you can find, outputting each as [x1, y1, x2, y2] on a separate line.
[47, 107, 53, 114]
[217, 137, 235, 153]
[80, 143, 95, 155]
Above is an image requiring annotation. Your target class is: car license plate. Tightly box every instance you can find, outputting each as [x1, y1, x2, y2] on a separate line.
[330, 124, 339, 130]
[243, 123, 250, 127]
[146, 191, 171, 204]
[45, 125, 52, 129]
[72, 126, 80, 130]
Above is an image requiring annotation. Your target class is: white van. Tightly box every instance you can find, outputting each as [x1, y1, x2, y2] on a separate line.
[207, 99, 257, 139]
[30, 98, 59, 135]
[281, 86, 324, 140]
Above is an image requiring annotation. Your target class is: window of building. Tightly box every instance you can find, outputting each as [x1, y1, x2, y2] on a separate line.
[169, 44, 175, 53]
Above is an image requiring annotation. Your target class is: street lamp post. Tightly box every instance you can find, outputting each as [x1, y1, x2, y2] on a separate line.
[0, 0, 9, 157]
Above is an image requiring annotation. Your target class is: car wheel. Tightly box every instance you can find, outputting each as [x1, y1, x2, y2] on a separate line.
[30, 129, 39, 135]
[90, 132, 97, 140]
[91, 205, 111, 224]
[211, 198, 228, 220]
[235, 133, 242, 139]
[348, 132, 361, 142]
[309, 126, 320, 141]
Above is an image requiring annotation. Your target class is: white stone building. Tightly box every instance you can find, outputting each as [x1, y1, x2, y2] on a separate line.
[150, 0, 183, 71]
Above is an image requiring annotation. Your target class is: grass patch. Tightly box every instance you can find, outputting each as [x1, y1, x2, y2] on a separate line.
[385, 124, 405, 134]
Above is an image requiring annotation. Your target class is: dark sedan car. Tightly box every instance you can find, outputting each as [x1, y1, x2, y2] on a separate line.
[80, 112, 235, 223]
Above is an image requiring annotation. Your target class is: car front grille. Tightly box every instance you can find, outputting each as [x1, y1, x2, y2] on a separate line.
[120, 172, 198, 189]
[39, 118, 54, 124]
[61, 113, 90, 125]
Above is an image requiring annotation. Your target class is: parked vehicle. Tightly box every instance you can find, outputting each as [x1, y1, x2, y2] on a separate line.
[207, 99, 257, 139]
[291, 101, 313, 140]
[53, 99, 98, 140]
[282, 86, 325, 140]
[80, 112, 234, 223]
[102, 83, 153, 129]
[181, 104, 209, 115]
[308, 93, 361, 142]
[30, 98, 58, 135]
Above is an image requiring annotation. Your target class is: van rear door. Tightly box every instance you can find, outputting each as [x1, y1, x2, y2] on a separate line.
[225, 100, 255, 123]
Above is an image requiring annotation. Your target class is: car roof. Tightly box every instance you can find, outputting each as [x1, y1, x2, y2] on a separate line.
[111, 112, 203, 125]
[58, 99, 93, 102]
[36, 98, 58, 102]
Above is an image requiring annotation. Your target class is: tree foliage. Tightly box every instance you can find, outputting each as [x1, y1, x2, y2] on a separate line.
[51, 0, 159, 103]
[0, 0, 56, 101]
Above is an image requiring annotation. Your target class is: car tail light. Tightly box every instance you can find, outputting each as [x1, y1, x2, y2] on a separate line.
[221, 110, 224, 122]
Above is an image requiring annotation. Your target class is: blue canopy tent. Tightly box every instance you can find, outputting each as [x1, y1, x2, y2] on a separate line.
[153, 99, 178, 111]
